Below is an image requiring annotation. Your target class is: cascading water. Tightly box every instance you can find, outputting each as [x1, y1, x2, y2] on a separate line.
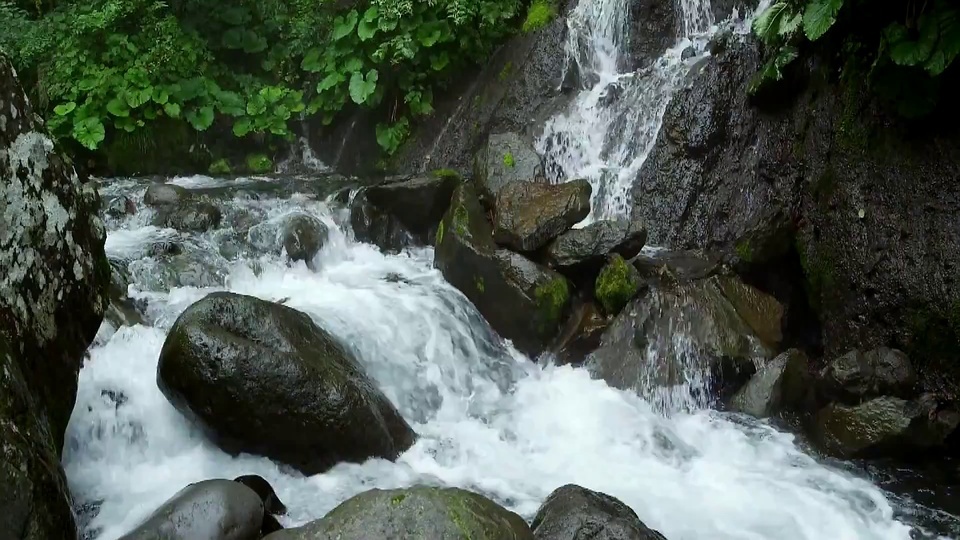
[64, 176, 955, 540]
[538, 0, 719, 222]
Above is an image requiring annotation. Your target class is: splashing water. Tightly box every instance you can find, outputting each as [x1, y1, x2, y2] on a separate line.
[538, 0, 721, 223]
[62, 178, 955, 540]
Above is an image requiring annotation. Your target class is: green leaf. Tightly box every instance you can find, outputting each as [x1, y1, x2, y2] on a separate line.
[54, 102, 76, 116]
[375, 117, 410, 155]
[886, 16, 939, 66]
[417, 24, 444, 47]
[803, 0, 843, 41]
[187, 106, 215, 131]
[431, 52, 450, 71]
[152, 87, 169, 105]
[749, 45, 799, 94]
[216, 91, 246, 116]
[260, 86, 284, 104]
[358, 7, 379, 40]
[926, 7, 960, 75]
[343, 57, 364, 73]
[247, 96, 267, 116]
[163, 102, 182, 118]
[78, 78, 98, 92]
[780, 12, 802, 36]
[349, 69, 379, 104]
[301, 49, 324, 72]
[752, 2, 790, 44]
[317, 72, 345, 93]
[233, 117, 253, 137]
[333, 10, 359, 40]
[72, 117, 105, 150]
[107, 98, 130, 117]
[378, 16, 398, 32]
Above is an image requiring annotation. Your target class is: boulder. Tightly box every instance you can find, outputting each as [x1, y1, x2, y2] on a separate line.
[282, 214, 328, 264]
[349, 189, 416, 253]
[546, 218, 648, 268]
[476, 132, 547, 204]
[263, 486, 533, 540]
[157, 292, 416, 474]
[818, 347, 917, 404]
[531, 484, 667, 540]
[104, 194, 137, 218]
[494, 179, 592, 251]
[630, 249, 721, 284]
[363, 172, 460, 237]
[587, 276, 773, 406]
[551, 300, 609, 365]
[435, 184, 571, 356]
[144, 183, 189, 207]
[715, 276, 784, 349]
[811, 395, 960, 458]
[595, 254, 643, 316]
[117, 479, 264, 540]
[1, 53, 110, 539]
[729, 349, 813, 418]
[154, 202, 222, 232]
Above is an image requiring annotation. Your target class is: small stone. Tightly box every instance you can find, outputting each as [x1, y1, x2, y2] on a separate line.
[143, 183, 189, 207]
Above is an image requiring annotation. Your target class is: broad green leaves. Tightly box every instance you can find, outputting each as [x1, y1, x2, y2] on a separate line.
[349, 70, 379, 104]
[803, 0, 843, 40]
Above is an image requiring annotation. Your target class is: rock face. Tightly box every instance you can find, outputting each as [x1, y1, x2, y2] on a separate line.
[118, 479, 264, 540]
[531, 484, 667, 540]
[729, 349, 813, 418]
[1, 54, 110, 539]
[435, 184, 571, 356]
[547, 219, 648, 268]
[157, 292, 416, 474]
[363, 172, 460, 238]
[264, 486, 533, 540]
[818, 347, 917, 403]
[476, 133, 547, 204]
[630, 36, 960, 395]
[494, 179, 592, 251]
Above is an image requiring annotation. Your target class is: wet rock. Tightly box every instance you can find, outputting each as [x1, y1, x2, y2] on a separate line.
[1, 53, 110, 539]
[818, 347, 917, 403]
[105, 194, 137, 218]
[349, 189, 416, 253]
[117, 479, 263, 540]
[155, 202, 222, 232]
[588, 276, 772, 404]
[282, 214, 328, 264]
[595, 254, 643, 316]
[532, 484, 667, 540]
[435, 184, 571, 356]
[493, 179, 592, 251]
[630, 249, 721, 284]
[730, 349, 813, 418]
[363, 172, 460, 237]
[547, 218, 648, 268]
[716, 276, 784, 349]
[233, 475, 287, 516]
[552, 300, 610, 366]
[628, 0, 680, 70]
[263, 486, 533, 540]
[157, 292, 416, 474]
[144, 183, 189, 207]
[476, 132, 547, 204]
[811, 395, 960, 458]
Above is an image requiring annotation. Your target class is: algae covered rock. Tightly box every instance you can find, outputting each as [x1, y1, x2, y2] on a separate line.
[435, 183, 571, 355]
[264, 486, 533, 540]
[493, 179, 592, 252]
[595, 254, 642, 316]
[157, 292, 416, 474]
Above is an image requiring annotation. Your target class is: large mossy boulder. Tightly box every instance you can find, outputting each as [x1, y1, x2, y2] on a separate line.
[1, 54, 110, 539]
[493, 179, 592, 252]
[264, 486, 533, 540]
[118, 479, 264, 540]
[435, 183, 571, 356]
[532, 484, 668, 540]
[157, 292, 416, 474]
[587, 275, 778, 404]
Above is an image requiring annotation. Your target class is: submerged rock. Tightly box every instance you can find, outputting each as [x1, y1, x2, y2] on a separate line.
[476, 132, 547, 204]
[547, 218, 648, 268]
[282, 213, 328, 264]
[818, 347, 917, 403]
[157, 292, 416, 474]
[532, 484, 668, 540]
[435, 183, 571, 356]
[144, 183, 189, 207]
[117, 479, 263, 540]
[730, 349, 813, 418]
[263, 486, 533, 540]
[155, 201, 222, 232]
[493, 179, 592, 252]
[1, 53, 110, 539]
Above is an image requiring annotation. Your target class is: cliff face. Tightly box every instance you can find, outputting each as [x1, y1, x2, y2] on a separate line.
[630, 36, 960, 396]
[1, 53, 110, 539]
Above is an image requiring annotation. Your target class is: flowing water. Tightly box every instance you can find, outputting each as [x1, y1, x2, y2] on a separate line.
[64, 176, 956, 540]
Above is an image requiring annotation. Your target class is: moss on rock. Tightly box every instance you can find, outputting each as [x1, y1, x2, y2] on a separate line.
[535, 277, 570, 329]
[208, 158, 232, 175]
[246, 153, 274, 174]
[522, 0, 556, 33]
[595, 254, 640, 315]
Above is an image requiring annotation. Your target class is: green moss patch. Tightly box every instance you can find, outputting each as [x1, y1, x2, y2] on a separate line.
[595, 254, 640, 315]
[431, 168, 461, 181]
[208, 158, 232, 175]
[535, 277, 570, 328]
[453, 204, 470, 236]
[522, 0, 557, 34]
[246, 153, 274, 174]
[502, 152, 515, 168]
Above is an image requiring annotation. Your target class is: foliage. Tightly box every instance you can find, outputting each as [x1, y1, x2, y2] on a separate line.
[595, 254, 639, 315]
[522, 0, 555, 34]
[1, 0, 521, 165]
[750, 0, 960, 117]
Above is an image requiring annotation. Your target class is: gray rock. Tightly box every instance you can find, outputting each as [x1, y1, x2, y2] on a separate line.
[105, 194, 137, 218]
[144, 183, 189, 207]
[818, 347, 917, 403]
[263, 486, 533, 540]
[630, 249, 721, 284]
[730, 349, 812, 418]
[117, 479, 263, 540]
[532, 484, 667, 540]
[349, 189, 416, 253]
[434, 183, 571, 356]
[363, 172, 460, 237]
[547, 218, 648, 268]
[155, 202, 222, 232]
[1, 53, 110, 540]
[157, 292, 416, 474]
[282, 214, 328, 264]
[476, 133, 547, 205]
[494, 179, 592, 251]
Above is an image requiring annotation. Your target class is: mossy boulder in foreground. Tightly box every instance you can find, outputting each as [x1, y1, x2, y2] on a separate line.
[264, 486, 533, 540]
